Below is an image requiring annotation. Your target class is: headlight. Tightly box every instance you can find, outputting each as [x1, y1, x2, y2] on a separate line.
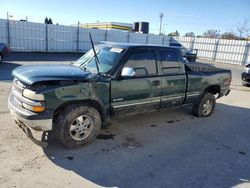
[23, 89, 45, 101]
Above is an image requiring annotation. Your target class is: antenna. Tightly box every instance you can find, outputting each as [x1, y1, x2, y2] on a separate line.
[89, 32, 100, 74]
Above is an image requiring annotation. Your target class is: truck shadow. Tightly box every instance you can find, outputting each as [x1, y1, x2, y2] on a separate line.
[42, 103, 250, 188]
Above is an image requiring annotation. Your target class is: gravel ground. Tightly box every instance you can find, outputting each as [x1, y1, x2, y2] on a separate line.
[0, 53, 250, 188]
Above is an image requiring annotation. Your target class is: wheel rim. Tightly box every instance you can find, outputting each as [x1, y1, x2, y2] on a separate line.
[69, 115, 94, 141]
[202, 99, 213, 116]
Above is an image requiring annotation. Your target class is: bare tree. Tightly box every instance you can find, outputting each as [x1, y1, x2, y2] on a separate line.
[184, 32, 195, 37]
[236, 18, 250, 38]
[221, 32, 238, 40]
[202, 30, 220, 38]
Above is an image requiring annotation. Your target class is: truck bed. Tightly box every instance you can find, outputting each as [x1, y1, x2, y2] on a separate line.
[185, 62, 227, 73]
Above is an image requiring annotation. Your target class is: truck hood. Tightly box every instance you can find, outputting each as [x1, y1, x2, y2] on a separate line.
[12, 64, 92, 85]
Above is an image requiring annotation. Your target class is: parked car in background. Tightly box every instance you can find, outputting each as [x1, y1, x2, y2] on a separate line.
[170, 42, 198, 62]
[0, 43, 11, 62]
[242, 64, 250, 86]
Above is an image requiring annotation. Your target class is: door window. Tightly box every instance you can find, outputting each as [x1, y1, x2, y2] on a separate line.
[160, 51, 183, 75]
[124, 50, 157, 76]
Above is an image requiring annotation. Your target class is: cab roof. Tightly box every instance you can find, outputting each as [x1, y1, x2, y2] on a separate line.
[100, 41, 180, 51]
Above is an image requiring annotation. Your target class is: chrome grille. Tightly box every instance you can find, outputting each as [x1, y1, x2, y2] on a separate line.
[13, 78, 25, 94]
[14, 95, 22, 106]
[12, 78, 25, 107]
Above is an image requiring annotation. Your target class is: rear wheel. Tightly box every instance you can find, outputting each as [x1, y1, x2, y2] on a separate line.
[192, 92, 216, 117]
[54, 105, 101, 149]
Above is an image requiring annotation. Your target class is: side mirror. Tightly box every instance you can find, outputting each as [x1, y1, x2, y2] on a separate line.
[121, 67, 135, 77]
[188, 49, 198, 55]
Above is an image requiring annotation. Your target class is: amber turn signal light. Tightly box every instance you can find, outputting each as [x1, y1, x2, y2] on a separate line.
[32, 106, 45, 112]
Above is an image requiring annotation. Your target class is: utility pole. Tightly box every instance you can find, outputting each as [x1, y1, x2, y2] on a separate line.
[6, 12, 11, 46]
[77, 21, 80, 52]
[162, 24, 167, 35]
[159, 13, 164, 35]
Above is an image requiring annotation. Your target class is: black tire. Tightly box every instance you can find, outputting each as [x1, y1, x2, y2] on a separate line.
[54, 105, 101, 149]
[242, 82, 250, 87]
[192, 92, 216, 117]
[188, 58, 195, 62]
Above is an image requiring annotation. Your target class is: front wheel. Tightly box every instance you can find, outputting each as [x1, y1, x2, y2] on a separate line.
[54, 105, 101, 149]
[192, 92, 216, 117]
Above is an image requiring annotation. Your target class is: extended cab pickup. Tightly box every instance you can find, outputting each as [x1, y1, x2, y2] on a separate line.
[8, 43, 231, 148]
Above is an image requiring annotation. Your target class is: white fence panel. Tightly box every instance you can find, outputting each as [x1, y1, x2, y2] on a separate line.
[174, 36, 191, 48]
[107, 30, 128, 43]
[129, 33, 147, 44]
[0, 19, 7, 44]
[176, 36, 250, 65]
[9, 20, 45, 52]
[48, 24, 77, 52]
[163, 36, 170, 46]
[9, 20, 46, 51]
[79, 28, 106, 52]
[0, 19, 249, 66]
[247, 44, 250, 65]
[148, 34, 163, 44]
[216, 39, 247, 65]
[194, 37, 217, 59]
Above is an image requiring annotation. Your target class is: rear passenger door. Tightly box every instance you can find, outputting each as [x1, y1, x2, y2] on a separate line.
[111, 49, 161, 117]
[159, 50, 187, 108]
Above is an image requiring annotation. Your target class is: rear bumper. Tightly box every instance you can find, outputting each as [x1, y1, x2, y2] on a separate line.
[242, 72, 250, 83]
[225, 89, 230, 96]
[8, 94, 53, 131]
[218, 86, 230, 98]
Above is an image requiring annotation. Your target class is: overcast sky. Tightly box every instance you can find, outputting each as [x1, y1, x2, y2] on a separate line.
[1, 0, 249, 35]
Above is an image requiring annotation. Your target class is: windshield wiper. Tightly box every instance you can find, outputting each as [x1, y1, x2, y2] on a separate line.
[89, 32, 100, 74]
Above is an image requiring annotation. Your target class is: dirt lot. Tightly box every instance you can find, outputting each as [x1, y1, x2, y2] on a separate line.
[0, 53, 250, 188]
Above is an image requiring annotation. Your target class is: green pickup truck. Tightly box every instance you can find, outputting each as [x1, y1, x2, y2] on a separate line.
[8, 43, 231, 149]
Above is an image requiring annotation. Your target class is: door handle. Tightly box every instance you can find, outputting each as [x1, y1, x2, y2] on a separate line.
[152, 80, 160, 86]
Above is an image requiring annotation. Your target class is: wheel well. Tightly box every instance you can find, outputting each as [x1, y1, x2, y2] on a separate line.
[204, 85, 220, 95]
[53, 100, 106, 122]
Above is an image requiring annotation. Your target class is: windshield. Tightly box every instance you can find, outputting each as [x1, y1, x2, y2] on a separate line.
[73, 45, 124, 74]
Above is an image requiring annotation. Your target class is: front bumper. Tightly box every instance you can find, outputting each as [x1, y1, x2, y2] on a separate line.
[242, 72, 250, 83]
[8, 94, 53, 131]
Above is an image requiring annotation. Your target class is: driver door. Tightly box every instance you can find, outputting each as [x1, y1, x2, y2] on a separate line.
[110, 49, 161, 118]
